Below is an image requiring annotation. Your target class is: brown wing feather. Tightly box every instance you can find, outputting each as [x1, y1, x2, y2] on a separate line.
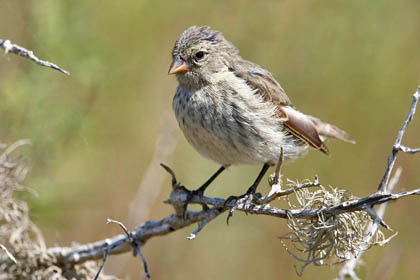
[232, 60, 292, 106]
[307, 115, 356, 144]
[231, 59, 330, 155]
[281, 107, 330, 155]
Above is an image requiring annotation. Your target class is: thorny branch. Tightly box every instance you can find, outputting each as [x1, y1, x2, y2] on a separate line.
[377, 86, 419, 192]
[0, 39, 69, 75]
[44, 167, 418, 278]
[93, 219, 150, 280]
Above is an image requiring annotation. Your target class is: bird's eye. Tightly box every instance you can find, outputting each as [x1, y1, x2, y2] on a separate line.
[194, 51, 205, 60]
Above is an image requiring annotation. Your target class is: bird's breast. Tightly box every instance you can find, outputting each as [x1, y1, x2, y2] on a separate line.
[172, 73, 304, 165]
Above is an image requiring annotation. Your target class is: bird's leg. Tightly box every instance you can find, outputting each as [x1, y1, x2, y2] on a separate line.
[225, 163, 270, 224]
[197, 166, 227, 195]
[182, 165, 226, 218]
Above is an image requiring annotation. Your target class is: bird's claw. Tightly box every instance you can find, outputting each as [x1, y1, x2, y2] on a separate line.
[182, 189, 208, 219]
[225, 192, 260, 225]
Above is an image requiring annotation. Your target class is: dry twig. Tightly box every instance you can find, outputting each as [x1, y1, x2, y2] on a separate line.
[377, 86, 419, 192]
[40, 168, 419, 268]
[0, 39, 69, 75]
[94, 219, 150, 280]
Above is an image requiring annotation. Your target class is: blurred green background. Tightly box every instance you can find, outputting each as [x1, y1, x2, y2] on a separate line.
[1, 0, 420, 279]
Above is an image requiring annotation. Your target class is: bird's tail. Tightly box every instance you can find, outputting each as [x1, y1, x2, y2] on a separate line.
[308, 115, 356, 144]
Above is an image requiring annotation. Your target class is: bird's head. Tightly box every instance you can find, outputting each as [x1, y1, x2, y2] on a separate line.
[169, 26, 238, 88]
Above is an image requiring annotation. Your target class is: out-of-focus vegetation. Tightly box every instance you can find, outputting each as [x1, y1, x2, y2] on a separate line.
[1, 0, 419, 279]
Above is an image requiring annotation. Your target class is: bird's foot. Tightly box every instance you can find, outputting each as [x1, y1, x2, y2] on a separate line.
[225, 191, 261, 225]
[182, 188, 209, 219]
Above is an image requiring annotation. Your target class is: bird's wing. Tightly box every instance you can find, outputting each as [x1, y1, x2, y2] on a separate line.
[280, 107, 330, 155]
[306, 115, 356, 144]
[232, 59, 330, 155]
[232, 60, 292, 106]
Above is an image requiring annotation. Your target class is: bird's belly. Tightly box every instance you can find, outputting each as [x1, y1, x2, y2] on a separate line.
[180, 120, 254, 165]
[173, 86, 308, 166]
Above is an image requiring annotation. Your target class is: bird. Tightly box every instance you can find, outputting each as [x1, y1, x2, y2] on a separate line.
[168, 26, 355, 218]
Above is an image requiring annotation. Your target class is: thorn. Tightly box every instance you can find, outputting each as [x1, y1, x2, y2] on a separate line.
[160, 163, 178, 188]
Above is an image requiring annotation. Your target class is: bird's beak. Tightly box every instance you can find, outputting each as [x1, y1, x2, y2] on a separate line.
[168, 56, 188, 75]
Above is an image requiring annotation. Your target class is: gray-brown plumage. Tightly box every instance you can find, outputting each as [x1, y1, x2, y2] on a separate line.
[169, 26, 354, 211]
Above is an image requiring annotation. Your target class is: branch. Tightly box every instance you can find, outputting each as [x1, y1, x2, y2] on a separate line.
[397, 145, 420, 154]
[0, 39, 69, 75]
[377, 86, 419, 192]
[47, 206, 224, 265]
[93, 219, 150, 280]
[0, 244, 17, 264]
[45, 172, 419, 267]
